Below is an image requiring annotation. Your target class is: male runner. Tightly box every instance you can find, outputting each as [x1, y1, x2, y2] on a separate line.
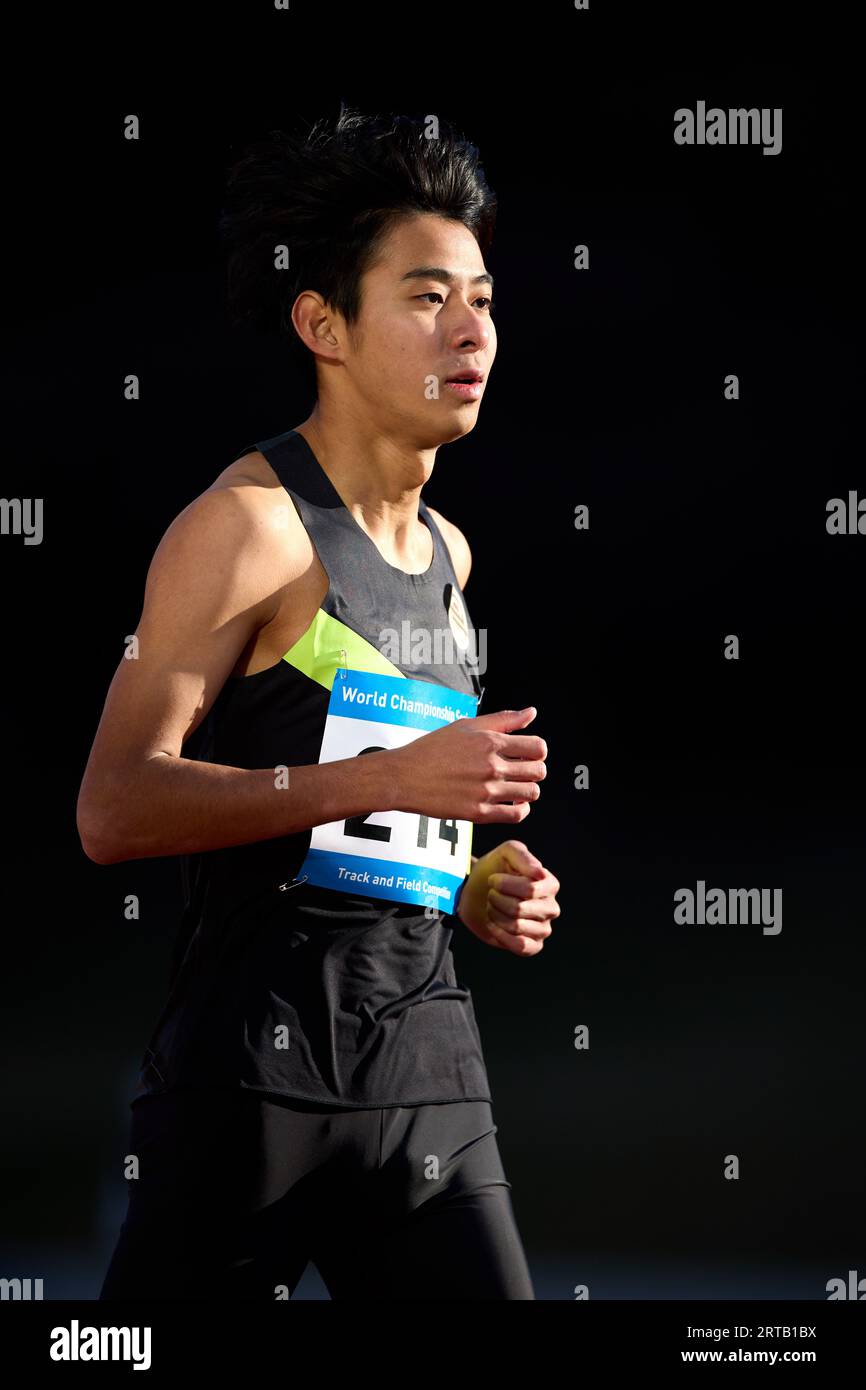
[79, 107, 561, 1301]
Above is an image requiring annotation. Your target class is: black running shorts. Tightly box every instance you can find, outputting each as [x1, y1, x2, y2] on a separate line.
[99, 1089, 535, 1301]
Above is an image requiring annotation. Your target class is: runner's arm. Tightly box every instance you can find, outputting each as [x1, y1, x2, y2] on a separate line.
[76, 486, 396, 865]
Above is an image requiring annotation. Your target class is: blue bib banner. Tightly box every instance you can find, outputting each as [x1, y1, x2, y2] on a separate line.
[298, 668, 478, 912]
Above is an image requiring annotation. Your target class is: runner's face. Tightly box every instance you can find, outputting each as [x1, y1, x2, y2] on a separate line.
[349, 212, 496, 442]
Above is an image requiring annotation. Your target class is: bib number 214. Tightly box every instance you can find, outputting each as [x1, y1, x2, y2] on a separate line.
[343, 743, 461, 856]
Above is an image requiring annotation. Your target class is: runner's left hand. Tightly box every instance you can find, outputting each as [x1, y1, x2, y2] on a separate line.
[456, 840, 560, 955]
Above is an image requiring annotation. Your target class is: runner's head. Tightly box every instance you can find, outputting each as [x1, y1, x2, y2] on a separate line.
[218, 105, 497, 445]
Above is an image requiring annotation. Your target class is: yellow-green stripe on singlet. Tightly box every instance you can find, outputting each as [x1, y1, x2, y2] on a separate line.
[281, 607, 404, 690]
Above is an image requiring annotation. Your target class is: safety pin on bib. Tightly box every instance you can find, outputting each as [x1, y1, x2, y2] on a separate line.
[278, 874, 309, 893]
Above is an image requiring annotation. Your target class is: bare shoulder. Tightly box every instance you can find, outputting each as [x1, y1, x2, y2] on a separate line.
[163, 451, 289, 557]
[208, 447, 280, 496]
[147, 449, 310, 616]
[425, 505, 472, 589]
[200, 448, 308, 568]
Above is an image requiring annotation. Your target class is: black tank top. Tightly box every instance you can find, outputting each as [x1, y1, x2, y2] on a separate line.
[132, 428, 492, 1109]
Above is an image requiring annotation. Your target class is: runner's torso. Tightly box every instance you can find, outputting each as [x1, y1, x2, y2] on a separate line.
[133, 426, 492, 1110]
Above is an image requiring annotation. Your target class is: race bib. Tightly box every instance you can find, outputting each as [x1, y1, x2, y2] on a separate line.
[298, 667, 478, 912]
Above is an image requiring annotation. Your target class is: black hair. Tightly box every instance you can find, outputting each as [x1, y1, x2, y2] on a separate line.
[217, 103, 497, 396]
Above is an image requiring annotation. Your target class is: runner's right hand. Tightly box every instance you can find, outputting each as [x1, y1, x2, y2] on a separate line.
[388, 706, 546, 823]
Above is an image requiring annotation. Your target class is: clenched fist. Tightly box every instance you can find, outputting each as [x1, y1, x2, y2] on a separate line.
[456, 840, 561, 956]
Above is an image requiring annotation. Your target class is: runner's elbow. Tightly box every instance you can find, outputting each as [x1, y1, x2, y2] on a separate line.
[77, 809, 127, 865]
[76, 785, 136, 865]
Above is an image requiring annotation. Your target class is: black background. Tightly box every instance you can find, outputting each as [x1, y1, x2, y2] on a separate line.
[1, 11, 862, 1299]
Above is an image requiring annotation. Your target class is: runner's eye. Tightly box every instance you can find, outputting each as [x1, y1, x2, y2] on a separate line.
[415, 293, 495, 310]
